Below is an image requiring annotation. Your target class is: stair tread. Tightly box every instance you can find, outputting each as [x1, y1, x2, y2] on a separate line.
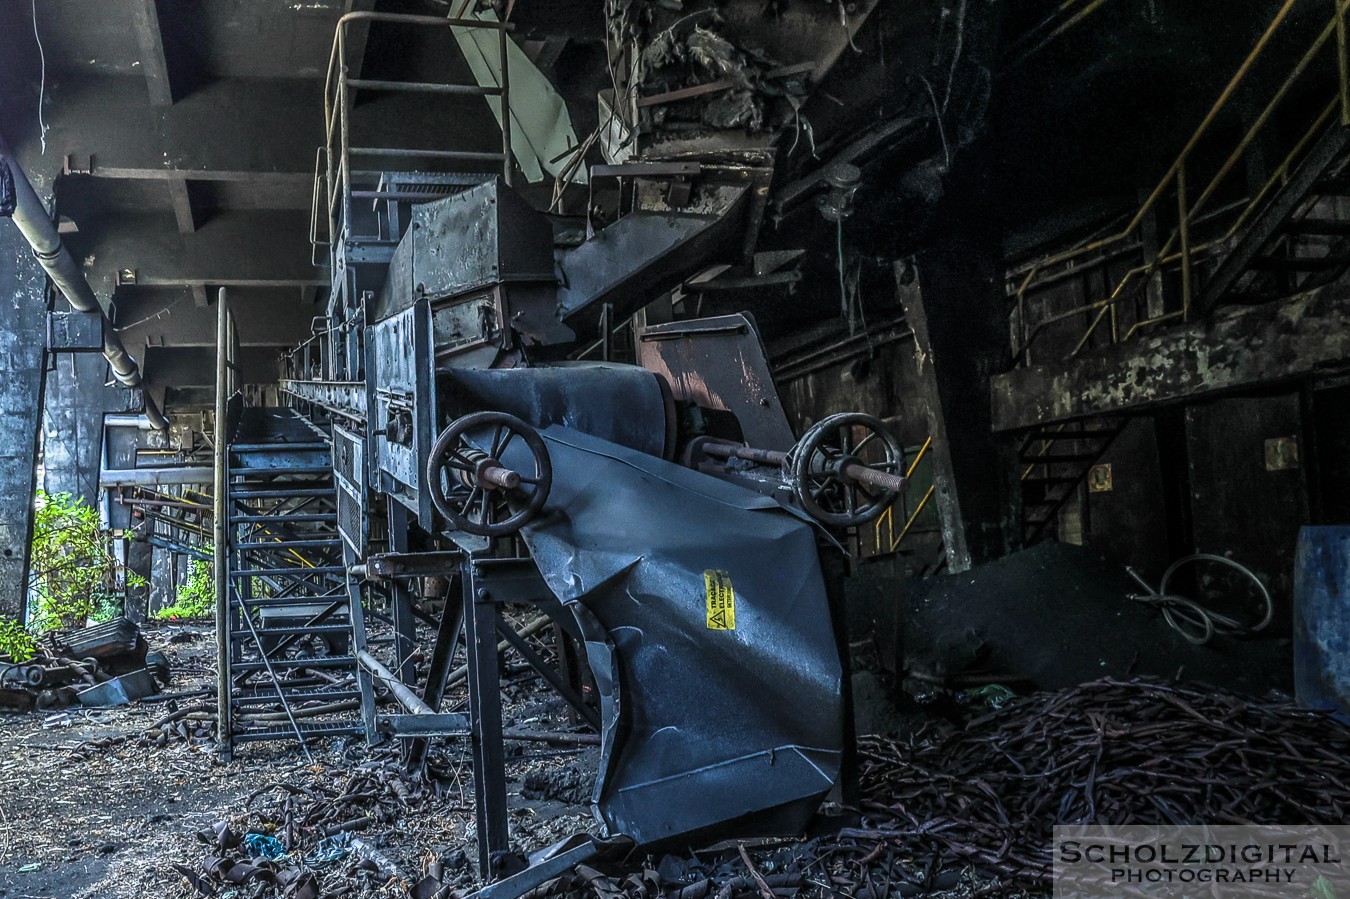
[233, 690, 361, 705]
[1250, 254, 1350, 270]
[231, 625, 351, 638]
[230, 565, 348, 576]
[1282, 217, 1350, 235]
[231, 656, 358, 671]
[232, 722, 363, 742]
[231, 442, 331, 452]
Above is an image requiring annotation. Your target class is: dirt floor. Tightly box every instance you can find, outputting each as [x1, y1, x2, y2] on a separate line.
[5, 609, 1336, 899]
[0, 622, 597, 899]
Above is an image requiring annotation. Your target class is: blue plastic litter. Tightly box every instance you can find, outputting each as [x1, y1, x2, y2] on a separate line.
[242, 832, 289, 861]
[307, 831, 351, 868]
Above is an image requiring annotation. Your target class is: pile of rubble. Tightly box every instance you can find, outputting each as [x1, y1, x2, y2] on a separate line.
[0, 617, 169, 712]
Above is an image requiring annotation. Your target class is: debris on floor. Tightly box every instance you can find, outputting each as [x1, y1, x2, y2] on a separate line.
[7, 619, 1350, 899]
[0, 617, 156, 713]
[844, 676, 1350, 887]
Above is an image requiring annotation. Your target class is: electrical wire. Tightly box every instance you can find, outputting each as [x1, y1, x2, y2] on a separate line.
[1126, 553, 1274, 646]
[31, 0, 48, 154]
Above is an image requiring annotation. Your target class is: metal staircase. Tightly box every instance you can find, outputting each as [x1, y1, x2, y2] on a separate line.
[1018, 416, 1128, 545]
[220, 407, 372, 750]
[1007, 0, 1350, 367]
[1195, 122, 1350, 313]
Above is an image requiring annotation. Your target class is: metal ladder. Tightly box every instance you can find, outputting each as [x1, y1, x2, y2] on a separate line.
[1019, 415, 1129, 545]
[219, 407, 372, 751]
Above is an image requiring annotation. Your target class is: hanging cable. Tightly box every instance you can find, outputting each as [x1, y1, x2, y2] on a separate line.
[31, 0, 48, 155]
[1126, 553, 1274, 645]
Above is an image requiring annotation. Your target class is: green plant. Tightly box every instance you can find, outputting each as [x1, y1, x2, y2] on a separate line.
[155, 559, 215, 621]
[0, 617, 38, 662]
[28, 490, 147, 632]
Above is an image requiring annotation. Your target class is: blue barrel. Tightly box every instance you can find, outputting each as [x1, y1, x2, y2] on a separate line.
[1294, 526, 1350, 716]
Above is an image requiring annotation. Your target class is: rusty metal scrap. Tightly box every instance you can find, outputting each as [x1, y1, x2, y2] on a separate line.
[840, 677, 1350, 886]
[497, 677, 1350, 899]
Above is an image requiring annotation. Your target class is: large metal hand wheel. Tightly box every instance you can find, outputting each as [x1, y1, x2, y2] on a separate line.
[426, 411, 552, 537]
[790, 412, 905, 528]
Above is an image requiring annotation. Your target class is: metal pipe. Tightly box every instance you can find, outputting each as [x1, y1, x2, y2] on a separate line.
[0, 131, 168, 430]
[704, 441, 906, 493]
[99, 466, 213, 487]
[703, 443, 787, 466]
[104, 414, 156, 430]
[358, 650, 433, 715]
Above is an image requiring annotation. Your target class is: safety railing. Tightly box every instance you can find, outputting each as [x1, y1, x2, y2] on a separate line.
[1008, 0, 1350, 367]
[870, 436, 937, 556]
[317, 11, 514, 257]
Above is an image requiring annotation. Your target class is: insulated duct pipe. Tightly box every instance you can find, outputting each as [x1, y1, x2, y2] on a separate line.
[0, 132, 168, 430]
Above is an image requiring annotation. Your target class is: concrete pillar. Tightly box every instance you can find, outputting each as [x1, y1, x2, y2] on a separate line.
[0, 176, 51, 622]
[896, 224, 1018, 572]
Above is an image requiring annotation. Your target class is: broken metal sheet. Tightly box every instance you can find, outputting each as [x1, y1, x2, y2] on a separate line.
[511, 426, 844, 846]
[451, 11, 588, 185]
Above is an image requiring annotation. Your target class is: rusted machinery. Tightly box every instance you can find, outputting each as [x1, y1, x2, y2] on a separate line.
[243, 14, 912, 880]
[272, 172, 909, 879]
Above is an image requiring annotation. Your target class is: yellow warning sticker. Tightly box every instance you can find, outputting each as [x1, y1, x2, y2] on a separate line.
[704, 569, 736, 630]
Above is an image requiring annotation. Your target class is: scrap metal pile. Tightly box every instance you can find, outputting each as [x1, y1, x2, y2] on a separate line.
[839, 677, 1350, 888]
[452, 677, 1350, 899]
[0, 617, 165, 712]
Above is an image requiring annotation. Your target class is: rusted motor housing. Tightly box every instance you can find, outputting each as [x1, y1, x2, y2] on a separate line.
[790, 412, 906, 528]
[426, 411, 552, 537]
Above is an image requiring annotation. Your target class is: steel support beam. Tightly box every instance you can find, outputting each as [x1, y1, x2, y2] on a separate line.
[130, 0, 174, 107]
[64, 210, 325, 300]
[991, 287, 1350, 431]
[31, 77, 321, 183]
[99, 466, 214, 487]
[168, 179, 196, 234]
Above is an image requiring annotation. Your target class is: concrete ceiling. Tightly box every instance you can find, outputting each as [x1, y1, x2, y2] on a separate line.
[0, 0, 1319, 398]
[0, 0, 366, 398]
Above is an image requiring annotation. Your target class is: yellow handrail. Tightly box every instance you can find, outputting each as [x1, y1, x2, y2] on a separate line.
[872, 436, 935, 556]
[1011, 0, 1350, 363]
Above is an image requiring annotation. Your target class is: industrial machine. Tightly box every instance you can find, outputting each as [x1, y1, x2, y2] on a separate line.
[215, 10, 911, 884]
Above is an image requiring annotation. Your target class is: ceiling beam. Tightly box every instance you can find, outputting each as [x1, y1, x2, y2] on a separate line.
[168, 179, 196, 234]
[64, 209, 326, 300]
[25, 77, 323, 179]
[130, 0, 174, 107]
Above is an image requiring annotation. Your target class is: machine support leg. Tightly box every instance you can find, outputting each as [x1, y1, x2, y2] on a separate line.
[463, 560, 509, 877]
[387, 498, 418, 683]
[402, 586, 463, 773]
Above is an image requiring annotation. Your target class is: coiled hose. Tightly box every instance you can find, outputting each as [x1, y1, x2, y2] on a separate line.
[1126, 553, 1274, 645]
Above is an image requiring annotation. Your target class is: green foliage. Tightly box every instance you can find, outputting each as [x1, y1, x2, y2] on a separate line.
[155, 559, 215, 621]
[0, 617, 38, 662]
[28, 490, 146, 632]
